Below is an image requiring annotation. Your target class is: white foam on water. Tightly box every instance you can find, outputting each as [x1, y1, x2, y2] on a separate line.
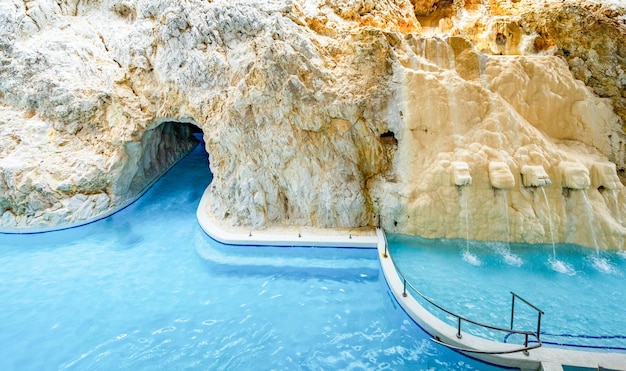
[591, 256, 619, 275]
[549, 258, 576, 276]
[462, 250, 482, 266]
[493, 243, 523, 267]
[502, 252, 523, 267]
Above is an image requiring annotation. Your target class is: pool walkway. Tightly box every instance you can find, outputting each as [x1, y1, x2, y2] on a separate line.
[196, 187, 378, 248]
[196, 187, 626, 371]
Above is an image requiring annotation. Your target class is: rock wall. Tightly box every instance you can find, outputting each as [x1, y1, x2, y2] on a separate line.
[1, 0, 625, 249]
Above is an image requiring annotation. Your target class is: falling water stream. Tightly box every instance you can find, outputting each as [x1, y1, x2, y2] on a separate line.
[581, 190, 600, 252]
[608, 189, 626, 257]
[610, 189, 622, 225]
[460, 187, 481, 266]
[503, 191, 511, 248]
[541, 188, 575, 275]
[540, 188, 557, 259]
[581, 190, 615, 273]
[498, 190, 522, 266]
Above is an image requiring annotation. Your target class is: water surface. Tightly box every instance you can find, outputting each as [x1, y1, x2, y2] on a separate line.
[0, 143, 506, 370]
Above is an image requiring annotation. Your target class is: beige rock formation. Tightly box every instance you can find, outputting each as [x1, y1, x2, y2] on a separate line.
[489, 162, 515, 189]
[0, 0, 625, 250]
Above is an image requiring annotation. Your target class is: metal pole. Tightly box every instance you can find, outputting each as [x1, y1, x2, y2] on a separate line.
[537, 312, 542, 340]
[510, 293, 515, 330]
[402, 279, 407, 297]
[523, 334, 530, 356]
[457, 318, 462, 339]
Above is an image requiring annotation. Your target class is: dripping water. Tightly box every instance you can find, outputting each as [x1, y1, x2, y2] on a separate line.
[460, 187, 480, 266]
[609, 189, 626, 257]
[540, 187, 556, 260]
[503, 190, 511, 248]
[542, 187, 575, 275]
[497, 190, 522, 266]
[581, 190, 614, 273]
[610, 189, 622, 225]
[581, 190, 600, 253]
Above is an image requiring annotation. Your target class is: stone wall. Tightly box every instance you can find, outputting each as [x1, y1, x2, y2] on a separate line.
[1, 0, 625, 249]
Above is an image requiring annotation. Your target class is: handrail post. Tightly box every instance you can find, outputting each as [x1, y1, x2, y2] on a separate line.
[510, 293, 515, 330]
[537, 312, 542, 341]
[402, 278, 407, 297]
[511, 292, 544, 344]
[457, 318, 462, 339]
[523, 334, 529, 356]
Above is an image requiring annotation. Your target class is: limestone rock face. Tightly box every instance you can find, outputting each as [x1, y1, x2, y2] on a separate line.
[488, 162, 515, 190]
[1, 0, 626, 250]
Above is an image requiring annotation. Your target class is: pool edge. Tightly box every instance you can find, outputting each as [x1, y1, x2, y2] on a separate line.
[196, 184, 626, 371]
[376, 230, 626, 371]
[196, 186, 378, 248]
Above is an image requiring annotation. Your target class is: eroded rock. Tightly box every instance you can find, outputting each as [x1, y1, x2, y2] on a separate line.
[1, 0, 625, 250]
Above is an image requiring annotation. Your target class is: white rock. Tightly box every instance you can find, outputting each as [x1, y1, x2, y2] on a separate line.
[592, 162, 622, 190]
[559, 162, 591, 190]
[0, 0, 625, 251]
[489, 162, 515, 190]
[521, 165, 551, 188]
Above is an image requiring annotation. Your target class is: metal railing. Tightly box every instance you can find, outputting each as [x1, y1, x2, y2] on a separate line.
[381, 228, 544, 355]
[511, 292, 544, 341]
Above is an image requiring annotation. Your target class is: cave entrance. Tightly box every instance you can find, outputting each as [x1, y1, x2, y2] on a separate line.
[127, 120, 212, 198]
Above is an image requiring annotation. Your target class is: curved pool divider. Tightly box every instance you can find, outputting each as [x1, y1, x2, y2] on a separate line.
[196, 186, 378, 248]
[376, 229, 626, 371]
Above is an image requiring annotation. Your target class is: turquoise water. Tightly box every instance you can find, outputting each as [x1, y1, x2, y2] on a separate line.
[388, 235, 626, 352]
[0, 142, 507, 370]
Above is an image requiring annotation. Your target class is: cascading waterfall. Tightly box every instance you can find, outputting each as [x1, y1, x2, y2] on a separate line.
[616, 189, 626, 257]
[503, 190, 511, 248]
[581, 190, 600, 253]
[610, 189, 622, 225]
[540, 188, 557, 259]
[542, 188, 575, 275]
[581, 190, 615, 273]
[607, 190, 626, 256]
[498, 190, 522, 266]
[460, 187, 481, 266]
[464, 189, 469, 249]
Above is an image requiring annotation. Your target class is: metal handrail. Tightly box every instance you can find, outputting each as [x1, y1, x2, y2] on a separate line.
[381, 230, 543, 355]
[511, 292, 544, 341]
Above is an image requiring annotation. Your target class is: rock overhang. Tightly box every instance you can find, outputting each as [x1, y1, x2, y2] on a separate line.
[1, 0, 626, 250]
